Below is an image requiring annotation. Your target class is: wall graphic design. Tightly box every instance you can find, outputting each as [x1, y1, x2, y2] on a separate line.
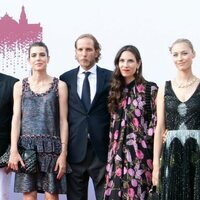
[0, 6, 42, 74]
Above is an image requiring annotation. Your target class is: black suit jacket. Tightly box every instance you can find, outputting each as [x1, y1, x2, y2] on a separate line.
[0, 73, 19, 155]
[60, 66, 112, 163]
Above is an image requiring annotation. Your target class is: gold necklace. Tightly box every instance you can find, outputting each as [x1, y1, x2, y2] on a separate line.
[174, 76, 197, 88]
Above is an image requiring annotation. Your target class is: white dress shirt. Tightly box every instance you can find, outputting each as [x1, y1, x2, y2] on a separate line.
[77, 65, 97, 103]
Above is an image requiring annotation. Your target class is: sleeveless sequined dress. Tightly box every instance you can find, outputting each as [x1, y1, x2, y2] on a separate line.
[160, 81, 200, 200]
[14, 77, 67, 194]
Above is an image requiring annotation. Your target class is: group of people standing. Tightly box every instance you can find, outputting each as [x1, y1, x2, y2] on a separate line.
[0, 34, 199, 200]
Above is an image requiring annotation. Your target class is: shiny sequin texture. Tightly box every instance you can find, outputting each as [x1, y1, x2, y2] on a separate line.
[14, 77, 67, 194]
[160, 81, 200, 200]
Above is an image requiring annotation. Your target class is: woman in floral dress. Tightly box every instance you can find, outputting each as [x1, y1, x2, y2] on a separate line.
[104, 45, 158, 200]
[8, 42, 69, 200]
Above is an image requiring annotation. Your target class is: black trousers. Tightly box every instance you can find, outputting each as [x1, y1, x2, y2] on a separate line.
[67, 140, 106, 200]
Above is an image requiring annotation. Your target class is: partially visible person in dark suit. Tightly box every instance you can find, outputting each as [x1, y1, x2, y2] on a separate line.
[60, 33, 112, 200]
[0, 73, 18, 200]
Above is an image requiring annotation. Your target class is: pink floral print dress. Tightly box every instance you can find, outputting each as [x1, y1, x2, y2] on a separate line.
[104, 80, 158, 200]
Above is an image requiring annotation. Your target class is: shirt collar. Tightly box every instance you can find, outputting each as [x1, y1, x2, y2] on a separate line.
[78, 65, 97, 75]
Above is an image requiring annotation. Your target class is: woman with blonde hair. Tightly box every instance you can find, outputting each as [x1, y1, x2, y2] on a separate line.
[152, 38, 200, 199]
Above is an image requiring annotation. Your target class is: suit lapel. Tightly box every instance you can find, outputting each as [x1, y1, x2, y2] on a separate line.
[90, 67, 105, 108]
[69, 68, 85, 111]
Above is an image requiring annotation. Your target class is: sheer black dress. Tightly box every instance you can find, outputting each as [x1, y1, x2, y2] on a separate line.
[160, 81, 200, 200]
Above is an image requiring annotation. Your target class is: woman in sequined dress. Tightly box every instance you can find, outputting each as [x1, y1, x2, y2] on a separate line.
[8, 42, 69, 200]
[152, 38, 200, 200]
[103, 45, 158, 200]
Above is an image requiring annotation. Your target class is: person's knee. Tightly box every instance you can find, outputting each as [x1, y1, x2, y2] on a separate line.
[23, 191, 37, 200]
[45, 192, 58, 200]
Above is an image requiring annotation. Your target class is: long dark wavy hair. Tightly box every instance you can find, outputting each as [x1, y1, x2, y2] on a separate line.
[108, 45, 145, 114]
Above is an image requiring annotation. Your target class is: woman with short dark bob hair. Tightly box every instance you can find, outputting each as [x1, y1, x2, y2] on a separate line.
[8, 42, 69, 200]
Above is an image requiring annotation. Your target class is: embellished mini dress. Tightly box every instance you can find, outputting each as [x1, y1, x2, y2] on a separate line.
[14, 77, 67, 194]
[160, 81, 200, 200]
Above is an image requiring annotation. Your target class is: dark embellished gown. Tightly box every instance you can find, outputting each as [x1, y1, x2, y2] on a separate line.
[14, 77, 67, 194]
[160, 81, 200, 200]
[104, 80, 158, 200]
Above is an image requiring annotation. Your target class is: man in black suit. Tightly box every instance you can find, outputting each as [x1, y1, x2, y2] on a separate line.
[60, 34, 112, 200]
[0, 73, 18, 199]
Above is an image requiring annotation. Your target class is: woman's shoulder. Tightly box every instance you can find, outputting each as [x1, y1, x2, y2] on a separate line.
[145, 80, 158, 86]
[58, 79, 67, 88]
[57, 79, 68, 96]
[145, 80, 158, 92]
[14, 79, 23, 88]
